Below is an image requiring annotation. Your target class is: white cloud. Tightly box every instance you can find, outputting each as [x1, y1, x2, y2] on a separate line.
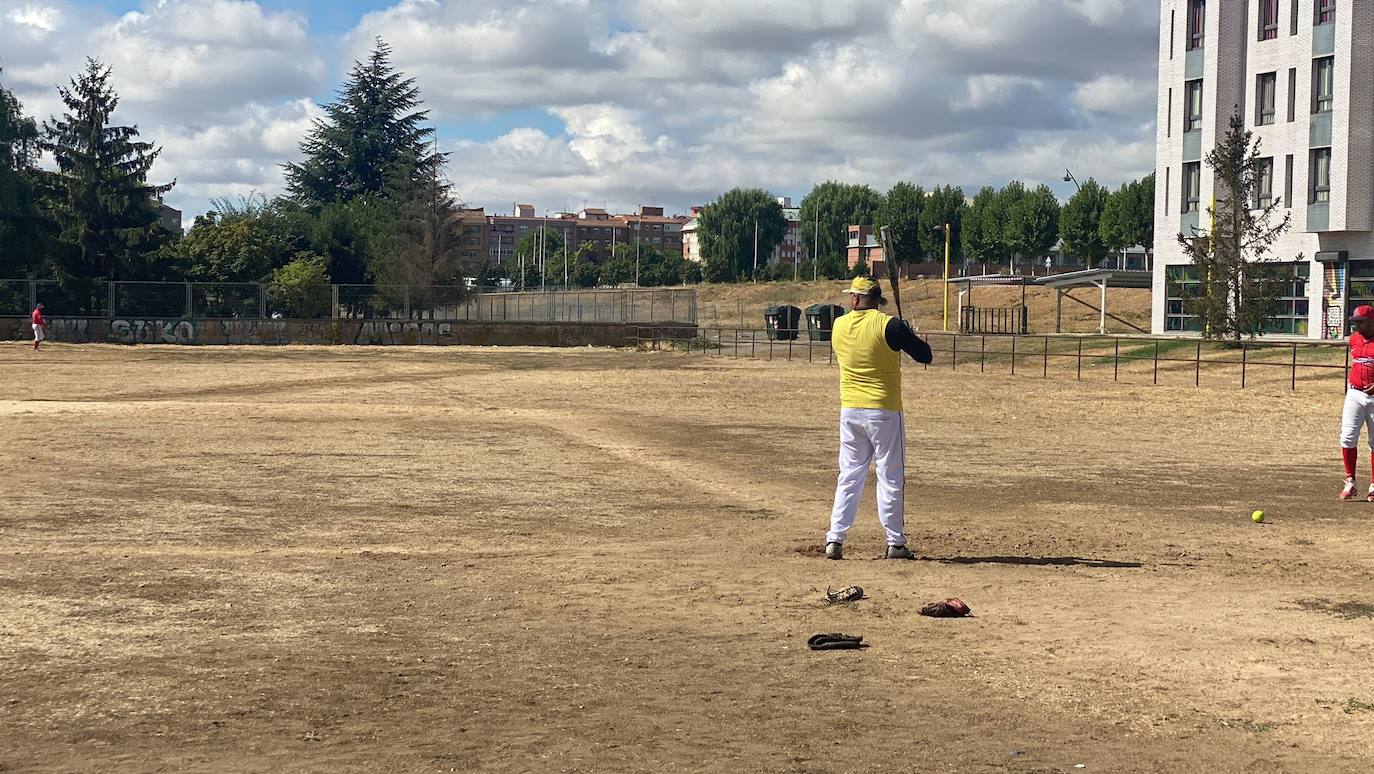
[6, 4, 61, 33]
[0, 0, 1161, 221]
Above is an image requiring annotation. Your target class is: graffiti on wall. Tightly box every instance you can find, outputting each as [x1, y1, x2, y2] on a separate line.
[354, 321, 455, 345]
[108, 319, 196, 344]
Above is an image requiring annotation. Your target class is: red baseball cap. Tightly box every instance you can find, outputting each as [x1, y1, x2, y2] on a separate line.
[1351, 305, 1374, 321]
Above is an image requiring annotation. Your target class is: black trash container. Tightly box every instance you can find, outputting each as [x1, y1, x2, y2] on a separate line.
[805, 303, 846, 342]
[764, 305, 802, 341]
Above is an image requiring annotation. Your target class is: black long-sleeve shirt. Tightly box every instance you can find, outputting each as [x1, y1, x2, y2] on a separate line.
[884, 318, 933, 364]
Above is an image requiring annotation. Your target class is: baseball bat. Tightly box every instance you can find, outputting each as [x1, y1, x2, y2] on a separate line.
[880, 226, 904, 322]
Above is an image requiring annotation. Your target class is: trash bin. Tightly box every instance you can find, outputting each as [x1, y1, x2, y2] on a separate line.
[805, 304, 846, 342]
[764, 305, 802, 341]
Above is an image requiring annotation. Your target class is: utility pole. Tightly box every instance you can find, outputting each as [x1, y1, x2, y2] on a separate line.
[813, 206, 820, 282]
[563, 228, 569, 288]
[752, 219, 759, 282]
[635, 220, 641, 286]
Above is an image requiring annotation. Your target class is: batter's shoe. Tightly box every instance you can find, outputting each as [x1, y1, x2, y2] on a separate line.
[1366, 484, 1374, 503]
[1341, 478, 1357, 500]
[825, 542, 843, 560]
[885, 545, 915, 560]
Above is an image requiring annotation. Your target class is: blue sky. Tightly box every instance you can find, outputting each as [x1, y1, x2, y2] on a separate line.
[1, 0, 1161, 221]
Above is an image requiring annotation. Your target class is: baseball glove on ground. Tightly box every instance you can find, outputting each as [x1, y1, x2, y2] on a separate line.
[824, 585, 865, 604]
[919, 598, 972, 617]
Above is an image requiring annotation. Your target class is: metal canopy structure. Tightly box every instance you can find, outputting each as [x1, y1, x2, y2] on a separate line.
[945, 274, 1028, 334]
[1033, 269, 1152, 334]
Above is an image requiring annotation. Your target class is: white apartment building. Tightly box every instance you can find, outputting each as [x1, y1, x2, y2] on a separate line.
[1153, 0, 1354, 338]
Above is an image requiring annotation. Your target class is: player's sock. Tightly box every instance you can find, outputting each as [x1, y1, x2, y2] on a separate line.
[1344, 447, 1358, 479]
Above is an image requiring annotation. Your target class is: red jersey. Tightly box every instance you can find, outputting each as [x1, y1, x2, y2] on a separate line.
[31, 308, 44, 327]
[1351, 332, 1374, 389]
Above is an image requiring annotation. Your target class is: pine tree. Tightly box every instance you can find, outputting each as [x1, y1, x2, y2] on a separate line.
[385, 162, 469, 304]
[285, 38, 442, 204]
[1179, 110, 1293, 340]
[40, 59, 174, 282]
[0, 67, 50, 279]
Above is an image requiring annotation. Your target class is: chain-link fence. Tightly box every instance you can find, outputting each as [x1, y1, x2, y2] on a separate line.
[631, 327, 1351, 393]
[1, 280, 696, 325]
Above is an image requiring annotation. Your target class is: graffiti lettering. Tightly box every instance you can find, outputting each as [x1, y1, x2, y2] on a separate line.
[108, 319, 196, 344]
[354, 321, 454, 345]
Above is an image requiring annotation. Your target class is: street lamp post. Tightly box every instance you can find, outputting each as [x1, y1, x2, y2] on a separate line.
[1062, 168, 1082, 192]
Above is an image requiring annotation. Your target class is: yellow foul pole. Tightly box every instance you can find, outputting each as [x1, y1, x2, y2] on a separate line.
[941, 223, 952, 331]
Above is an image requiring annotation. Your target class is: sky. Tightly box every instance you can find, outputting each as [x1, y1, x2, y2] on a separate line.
[0, 0, 1161, 223]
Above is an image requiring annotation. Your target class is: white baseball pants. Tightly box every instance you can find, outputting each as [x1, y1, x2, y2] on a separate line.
[1341, 387, 1374, 449]
[826, 408, 907, 547]
[32, 324, 44, 343]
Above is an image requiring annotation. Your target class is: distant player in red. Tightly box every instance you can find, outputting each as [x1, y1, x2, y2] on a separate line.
[30, 303, 46, 351]
[1340, 305, 1374, 499]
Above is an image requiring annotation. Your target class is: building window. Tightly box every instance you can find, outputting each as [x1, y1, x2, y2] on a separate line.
[1291, 0, 1299, 34]
[1311, 148, 1331, 203]
[1255, 263, 1310, 335]
[1167, 88, 1173, 137]
[1287, 67, 1297, 121]
[1313, 57, 1334, 113]
[1284, 154, 1294, 206]
[1255, 157, 1274, 208]
[1259, 0, 1279, 40]
[1183, 162, 1201, 213]
[1170, 10, 1176, 58]
[1166, 265, 1202, 332]
[1256, 72, 1276, 124]
[1187, 0, 1205, 49]
[1184, 79, 1203, 132]
[1316, 0, 1335, 25]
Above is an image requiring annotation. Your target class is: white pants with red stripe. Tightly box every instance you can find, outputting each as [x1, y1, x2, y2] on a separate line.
[1341, 387, 1374, 449]
[827, 408, 907, 547]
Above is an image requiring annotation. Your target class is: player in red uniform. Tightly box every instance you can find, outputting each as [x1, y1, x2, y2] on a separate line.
[30, 303, 46, 351]
[1340, 305, 1374, 500]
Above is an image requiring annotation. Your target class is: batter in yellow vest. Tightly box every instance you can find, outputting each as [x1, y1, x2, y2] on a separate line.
[825, 276, 932, 560]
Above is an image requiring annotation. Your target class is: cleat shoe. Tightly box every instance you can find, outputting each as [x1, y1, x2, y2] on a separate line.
[825, 542, 844, 560]
[885, 545, 915, 560]
[1341, 478, 1357, 500]
[1366, 484, 1374, 503]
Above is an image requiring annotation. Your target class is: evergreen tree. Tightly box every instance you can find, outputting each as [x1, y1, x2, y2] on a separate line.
[1179, 111, 1293, 340]
[0, 67, 49, 279]
[387, 165, 467, 289]
[285, 38, 442, 204]
[40, 59, 174, 282]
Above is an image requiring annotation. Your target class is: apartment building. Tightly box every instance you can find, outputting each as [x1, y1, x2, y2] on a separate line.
[485, 205, 689, 267]
[1154, 0, 1357, 338]
[846, 225, 887, 276]
[772, 198, 802, 266]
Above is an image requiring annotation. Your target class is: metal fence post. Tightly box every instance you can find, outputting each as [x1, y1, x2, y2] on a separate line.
[951, 334, 957, 370]
[1042, 336, 1048, 378]
[1292, 343, 1298, 392]
[1076, 338, 1082, 381]
[1011, 335, 1016, 375]
[980, 335, 986, 372]
[403, 286, 411, 319]
[1241, 342, 1248, 389]
[1153, 340, 1159, 385]
[110, 282, 118, 319]
[185, 281, 192, 318]
[259, 282, 267, 318]
[1195, 340, 1202, 386]
[332, 285, 340, 319]
[1113, 339, 1119, 382]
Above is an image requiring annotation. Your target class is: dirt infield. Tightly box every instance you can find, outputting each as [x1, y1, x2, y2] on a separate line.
[3, 344, 1374, 772]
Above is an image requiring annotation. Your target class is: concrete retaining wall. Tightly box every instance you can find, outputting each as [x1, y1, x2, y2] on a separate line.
[3, 317, 687, 347]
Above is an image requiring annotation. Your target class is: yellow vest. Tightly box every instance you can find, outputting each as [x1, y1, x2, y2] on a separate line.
[831, 308, 902, 411]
